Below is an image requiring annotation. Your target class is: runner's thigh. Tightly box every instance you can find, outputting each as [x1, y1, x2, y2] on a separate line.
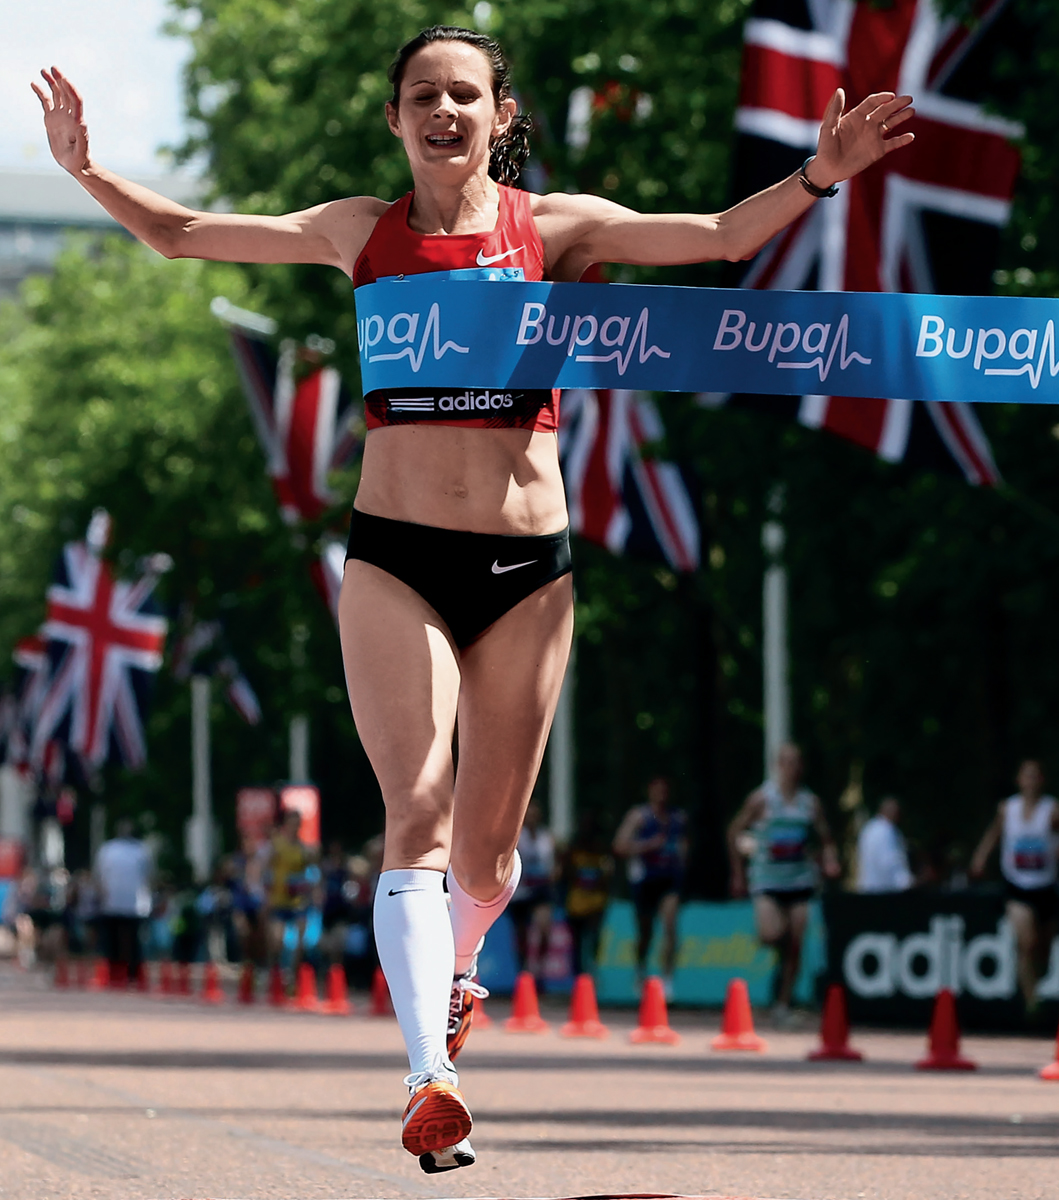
[339, 559, 462, 867]
[450, 574, 574, 887]
[753, 894, 786, 944]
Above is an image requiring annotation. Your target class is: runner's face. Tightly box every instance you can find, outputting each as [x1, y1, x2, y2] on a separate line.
[387, 43, 513, 181]
[1017, 760, 1044, 796]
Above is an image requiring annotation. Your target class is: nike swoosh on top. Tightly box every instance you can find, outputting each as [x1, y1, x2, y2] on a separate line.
[491, 559, 537, 575]
[475, 246, 525, 266]
[388, 888, 425, 896]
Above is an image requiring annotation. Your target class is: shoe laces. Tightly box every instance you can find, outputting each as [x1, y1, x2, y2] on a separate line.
[449, 973, 489, 1024]
[403, 1063, 458, 1092]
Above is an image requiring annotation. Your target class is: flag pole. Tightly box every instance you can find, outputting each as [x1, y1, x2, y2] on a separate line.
[289, 714, 310, 783]
[186, 674, 214, 882]
[762, 487, 790, 775]
[549, 643, 576, 845]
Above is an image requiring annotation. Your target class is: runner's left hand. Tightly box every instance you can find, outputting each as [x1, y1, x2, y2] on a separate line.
[809, 88, 915, 188]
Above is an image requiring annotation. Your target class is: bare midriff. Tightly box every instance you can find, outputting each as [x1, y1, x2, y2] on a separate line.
[353, 424, 569, 536]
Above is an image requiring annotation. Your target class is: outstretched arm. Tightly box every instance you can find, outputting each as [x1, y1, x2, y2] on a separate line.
[969, 805, 1004, 879]
[537, 88, 914, 280]
[727, 792, 765, 898]
[32, 67, 380, 273]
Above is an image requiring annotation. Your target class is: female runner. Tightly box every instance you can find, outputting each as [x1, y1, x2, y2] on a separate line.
[34, 26, 913, 1173]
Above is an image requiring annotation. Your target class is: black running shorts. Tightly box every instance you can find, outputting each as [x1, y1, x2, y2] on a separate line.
[345, 508, 572, 648]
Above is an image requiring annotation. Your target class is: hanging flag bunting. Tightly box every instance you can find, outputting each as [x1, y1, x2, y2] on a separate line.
[214, 297, 361, 524]
[213, 297, 360, 630]
[170, 612, 262, 726]
[308, 534, 347, 625]
[720, 0, 1017, 484]
[560, 389, 699, 572]
[30, 511, 169, 770]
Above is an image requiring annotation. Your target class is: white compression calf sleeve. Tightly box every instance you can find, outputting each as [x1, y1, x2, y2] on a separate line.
[447, 850, 523, 976]
[373, 868, 456, 1080]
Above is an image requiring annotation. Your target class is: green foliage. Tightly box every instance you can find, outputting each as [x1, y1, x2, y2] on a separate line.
[7, 0, 1059, 889]
[0, 238, 379, 870]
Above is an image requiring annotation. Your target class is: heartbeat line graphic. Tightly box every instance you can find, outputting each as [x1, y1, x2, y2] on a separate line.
[984, 320, 1059, 389]
[368, 303, 469, 372]
[773, 315, 872, 382]
[575, 309, 672, 375]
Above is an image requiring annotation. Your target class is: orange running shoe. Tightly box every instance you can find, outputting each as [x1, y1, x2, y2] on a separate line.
[447, 971, 489, 1063]
[401, 1074, 473, 1159]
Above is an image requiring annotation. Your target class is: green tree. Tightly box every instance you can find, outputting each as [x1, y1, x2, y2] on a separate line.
[0, 238, 378, 870]
[9, 0, 1059, 890]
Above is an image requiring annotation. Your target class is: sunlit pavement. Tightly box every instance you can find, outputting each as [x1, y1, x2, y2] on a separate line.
[0, 962, 1055, 1200]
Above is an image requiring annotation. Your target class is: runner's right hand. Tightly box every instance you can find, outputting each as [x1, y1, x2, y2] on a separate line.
[31, 67, 89, 174]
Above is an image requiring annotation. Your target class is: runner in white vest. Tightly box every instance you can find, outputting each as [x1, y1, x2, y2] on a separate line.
[728, 743, 839, 1026]
[971, 758, 1059, 1012]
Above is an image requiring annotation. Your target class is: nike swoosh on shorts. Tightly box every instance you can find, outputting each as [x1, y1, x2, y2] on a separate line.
[475, 246, 525, 266]
[491, 559, 538, 575]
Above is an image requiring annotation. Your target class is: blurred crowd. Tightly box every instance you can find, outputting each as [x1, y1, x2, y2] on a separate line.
[2, 752, 1055, 1023]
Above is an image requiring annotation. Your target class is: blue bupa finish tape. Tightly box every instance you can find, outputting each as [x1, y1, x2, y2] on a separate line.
[355, 275, 1059, 403]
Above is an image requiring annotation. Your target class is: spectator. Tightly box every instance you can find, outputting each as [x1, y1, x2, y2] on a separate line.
[319, 839, 353, 971]
[345, 850, 379, 989]
[562, 811, 614, 976]
[198, 859, 237, 963]
[66, 868, 99, 961]
[94, 817, 152, 982]
[231, 833, 269, 968]
[508, 801, 555, 982]
[857, 797, 913, 892]
[970, 758, 1059, 1013]
[613, 776, 688, 997]
[266, 807, 311, 982]
[728, 743, 840, 1026]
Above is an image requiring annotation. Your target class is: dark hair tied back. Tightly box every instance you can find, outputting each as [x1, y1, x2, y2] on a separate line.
[389, 25, 533, 187]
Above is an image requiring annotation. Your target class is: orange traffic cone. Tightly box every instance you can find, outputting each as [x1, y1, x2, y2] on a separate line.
[321, 964, 352, 1016]
[807, 983, 863, 1061]
[237, 962, 255, 1005]
[1040, 1018, 1059, 1081]
[54, 958, 70, 989]
[201, 961, 225, 1004]
[711, 978, 766, 1052]
[88, 957, 110, 991]
[157, 959, 174, 997]
[561, 973, 609, 1038]
[630, 976, 681, 1045]
[370, 966, 394, 1016]
[915, 988, 976, 1070]
[176, 962, 192, 997]
[293, 962, 319, 1012]
[268, 965, 287, 1007]
[504, 971, 550, 1033]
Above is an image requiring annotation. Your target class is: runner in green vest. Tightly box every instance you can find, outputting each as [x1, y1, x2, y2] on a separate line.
[728, 743, 839, 1026]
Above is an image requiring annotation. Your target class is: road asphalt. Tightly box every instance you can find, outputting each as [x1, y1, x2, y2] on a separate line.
[0, 963, 1055, 1200]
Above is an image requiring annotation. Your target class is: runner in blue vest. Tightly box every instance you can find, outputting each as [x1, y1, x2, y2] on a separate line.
[728, 743, 839, 1026]
[613, 776, 688, 997]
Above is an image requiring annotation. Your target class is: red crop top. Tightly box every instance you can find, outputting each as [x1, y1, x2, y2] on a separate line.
[353, 185, 559, 432]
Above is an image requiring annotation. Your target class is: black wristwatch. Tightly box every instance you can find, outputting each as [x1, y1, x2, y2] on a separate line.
[798, 156, 840, 199]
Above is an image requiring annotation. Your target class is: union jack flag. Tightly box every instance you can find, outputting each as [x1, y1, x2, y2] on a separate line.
[719, 0, 1019, 485]
[219, 302, 360, 524]
[30, 512, 168, 770]
[560, 389, 700, 572]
